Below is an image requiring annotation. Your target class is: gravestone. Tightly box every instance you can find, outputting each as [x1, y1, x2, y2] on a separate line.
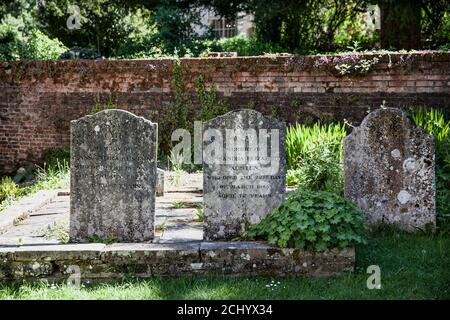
[156, 168, 164, 197]
[203, 109, 286, 240]
[344, 108, 435, 231]
[70, 109, 157, 242]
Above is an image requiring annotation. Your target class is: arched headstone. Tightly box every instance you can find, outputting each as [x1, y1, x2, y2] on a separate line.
[344, 108, 435, 231]
[70, 109, 157, 242]
[203, 109, 286, 240]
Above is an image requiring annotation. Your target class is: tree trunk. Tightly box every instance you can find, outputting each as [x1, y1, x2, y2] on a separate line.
[380, 0, 422, 50]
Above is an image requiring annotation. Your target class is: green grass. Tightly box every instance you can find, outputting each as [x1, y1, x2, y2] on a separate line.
[1, 229, 448, 300]
[0, 158, 70, 212]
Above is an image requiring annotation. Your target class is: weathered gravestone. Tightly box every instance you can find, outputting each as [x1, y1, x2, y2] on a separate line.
[344, 108, 435, 231]
[156, 168, 164, 197]
[203, 109, 286, 240]
[70, 109, 157, 242]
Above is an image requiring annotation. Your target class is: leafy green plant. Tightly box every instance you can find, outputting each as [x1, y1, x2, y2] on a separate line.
[286, 144, 344, 194]
[196, 208, 203, 222]
[201, 35, 286, 57]
[172, 201, 187, 209]
[286, 122, 346, 193]
[197, 75, 229, 122]
[0, 177, 20, 203]
[159, 59, 191, 156]
[21, 28, 68, 60]
[409, 107, 450, 235]
[248, 190, 367, 251]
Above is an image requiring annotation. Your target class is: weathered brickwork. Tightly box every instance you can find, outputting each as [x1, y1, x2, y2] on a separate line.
[1, 52, 449, 173]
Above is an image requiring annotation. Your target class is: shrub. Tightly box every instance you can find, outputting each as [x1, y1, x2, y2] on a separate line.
[286, 144, 344, 194]
[21, 29, 68, 60]
[0, 27, 68, 61]
[409, 107, 450, 234]
[59, 47, 101, 60]
[286, 122, 346, 193]
[0, 177, 20, 203]
[202, 35, 287, 56]
[248, 190, 367, 251]
[0, 24, 23, 61]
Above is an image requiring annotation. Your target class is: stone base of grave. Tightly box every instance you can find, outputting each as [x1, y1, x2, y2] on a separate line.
[0, 174, 354, 280]
[0, 243, 354, 280]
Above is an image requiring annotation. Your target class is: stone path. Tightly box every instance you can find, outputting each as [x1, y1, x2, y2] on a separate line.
[0, 190, 203, 247]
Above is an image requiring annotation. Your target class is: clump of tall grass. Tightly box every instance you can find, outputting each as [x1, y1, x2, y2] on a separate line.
[409, 107, 450, 235]
[286, 122, 347, 194]
[0, 155, 70, 212]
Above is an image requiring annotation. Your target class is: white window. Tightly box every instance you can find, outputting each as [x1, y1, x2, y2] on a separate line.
[210, 17, 237, 39]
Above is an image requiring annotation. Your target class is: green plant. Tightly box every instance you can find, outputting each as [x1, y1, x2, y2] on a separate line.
[91, 94, 117, 114]
[201, 35, 286, 56]
[21, 28, 68, 60]
[286, 122, 346, 193]
[168, 149, 185, 187]
[409, 107, 450, 234]
[197, 75, 229, 121]
[0, 177, 20, 203]
[158, 59, 191, 156]
[36, 222, 69, 244]
[171, 201, 187, 209]
[32, 158, 70, 191]
[248, 190, 367, 251]
[286, 144, 344, 194]
[156, 223, 167, 232]
[88, 234, 118, 244]
[196, 208, 203, 222]
[334, 57, 380, 76]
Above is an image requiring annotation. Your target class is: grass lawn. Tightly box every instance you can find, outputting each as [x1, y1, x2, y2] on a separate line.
[0, 229, 449, 300]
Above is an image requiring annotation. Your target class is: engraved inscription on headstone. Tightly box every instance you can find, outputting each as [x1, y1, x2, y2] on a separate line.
[344, 108, 435, 231]
[70, 109, 157, 242]
[203, 109, 286, 240]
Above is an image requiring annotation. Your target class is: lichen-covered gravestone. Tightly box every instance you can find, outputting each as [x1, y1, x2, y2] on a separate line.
[344, 108, 435, 231]
[70, 109, 157, 242]
[203, 109, 286, 240]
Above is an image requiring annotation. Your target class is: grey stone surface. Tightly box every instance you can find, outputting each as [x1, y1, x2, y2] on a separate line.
[0, 189, 354, 279]
[70, 109, 157, 242]
[203, 109, 286, 240]
[156, 168, 164, 197]
[344, 108, 435, 231]
[0, 242, 354, 280]
[0, 190, 60, 235]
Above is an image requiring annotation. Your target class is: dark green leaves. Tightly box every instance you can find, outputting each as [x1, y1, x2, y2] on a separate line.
[248, 190, 368, 252]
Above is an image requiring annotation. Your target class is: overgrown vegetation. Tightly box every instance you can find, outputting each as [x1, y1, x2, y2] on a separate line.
[409, 107, 450, 235]
[286, 122, 346, 194]
[0, 1, 448, 61]
[35, 222, 69, 244]
[0, 148, 70, 212]
[249, 190, 367, 251]
[159, 59, 230, 161]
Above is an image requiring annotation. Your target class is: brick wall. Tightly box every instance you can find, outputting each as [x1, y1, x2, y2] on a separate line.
[1, 52, 449, 173]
